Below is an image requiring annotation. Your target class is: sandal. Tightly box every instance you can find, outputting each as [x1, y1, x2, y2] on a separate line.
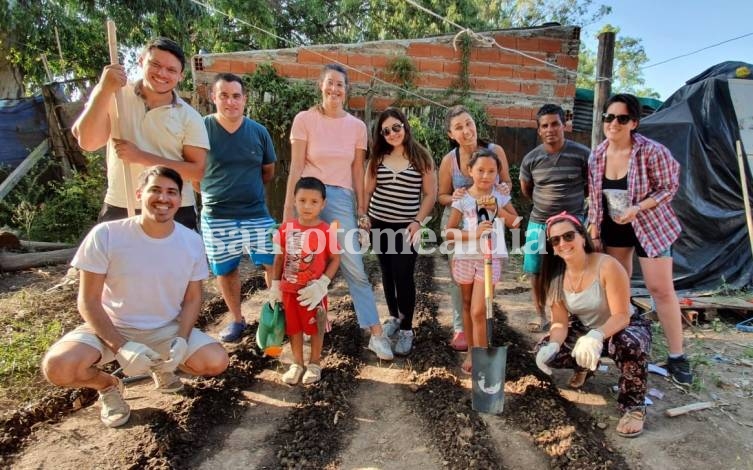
[568, 370, 593, 389]
[461, 358, 472, 375]
[616, 406, 646, 438]
[526, 314, 550, 332]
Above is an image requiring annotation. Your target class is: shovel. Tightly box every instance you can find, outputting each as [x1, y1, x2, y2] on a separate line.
[471, 196, 507, 414]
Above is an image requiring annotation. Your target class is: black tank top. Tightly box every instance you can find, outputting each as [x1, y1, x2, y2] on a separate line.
[601, 174, 638, 247]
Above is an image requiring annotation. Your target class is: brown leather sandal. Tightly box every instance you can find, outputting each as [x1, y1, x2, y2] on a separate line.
[568, 370, 593, 388]
[616, 407, 646, 438]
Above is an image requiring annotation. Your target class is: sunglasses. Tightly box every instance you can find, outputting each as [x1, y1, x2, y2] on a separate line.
[381, 122, 404, 137]
[602, 113, 632, 125]
[548, 230, 577, 246]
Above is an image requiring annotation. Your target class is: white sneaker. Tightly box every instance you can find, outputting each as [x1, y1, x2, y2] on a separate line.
[151, 370, 183, 393]
[368, 335, 394, 361]
[99, 377, 130, 428]
[282, 363, 305, 385]
[394, 330, 414, 356]
[382, 317, 400, 339]
[302, 364, 322, 385]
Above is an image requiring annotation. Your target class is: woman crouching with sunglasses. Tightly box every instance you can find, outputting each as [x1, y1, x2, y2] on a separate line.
[534, 211, 651, 438]
[588, 93, 692, 386]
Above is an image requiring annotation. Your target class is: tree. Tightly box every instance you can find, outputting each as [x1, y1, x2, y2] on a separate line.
[0, 0, 278, 97]
[3, 0, 618, 96]
[577, 24, 659, 98]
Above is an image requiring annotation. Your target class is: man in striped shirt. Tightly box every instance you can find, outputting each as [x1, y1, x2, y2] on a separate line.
[520, 104, 590, 331]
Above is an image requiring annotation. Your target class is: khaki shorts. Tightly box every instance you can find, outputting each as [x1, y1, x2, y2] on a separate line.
[54, 321, 218, 366]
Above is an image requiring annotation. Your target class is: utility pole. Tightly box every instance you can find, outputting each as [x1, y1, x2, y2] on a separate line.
[591, 31, 615, 148]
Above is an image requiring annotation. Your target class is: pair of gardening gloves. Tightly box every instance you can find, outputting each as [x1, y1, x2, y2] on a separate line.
[535, 330, 604, 375]
[115, 337, 187, 377]
[264, 276, 331, 310]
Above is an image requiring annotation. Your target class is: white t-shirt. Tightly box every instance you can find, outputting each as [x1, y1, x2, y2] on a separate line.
[72, 217, 209, 329]
[450, 191, 511, 260]
[103, 82, 210, 208]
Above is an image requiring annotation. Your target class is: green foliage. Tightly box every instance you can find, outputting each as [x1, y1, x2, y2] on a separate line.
[5, 0, 615, 94]
[386, 55, 417, 95]
[245, 63, 319, 140]
[0, 316, 62, 382]
[0, 154, 105, 243]
[454, 32, 473, 98]
[408, 114, 449, 167]
[576, 24, 660, 98]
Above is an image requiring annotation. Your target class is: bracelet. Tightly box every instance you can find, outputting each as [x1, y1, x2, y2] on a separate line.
[412, 218, 421, 225]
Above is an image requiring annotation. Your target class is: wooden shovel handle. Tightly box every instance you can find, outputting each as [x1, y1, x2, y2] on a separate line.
[106, 19, 136, 217]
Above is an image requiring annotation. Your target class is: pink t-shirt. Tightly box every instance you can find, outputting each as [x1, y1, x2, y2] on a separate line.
[290, 109, 367, 190]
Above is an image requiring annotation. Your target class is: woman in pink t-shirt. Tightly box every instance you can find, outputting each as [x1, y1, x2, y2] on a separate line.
[283, 64, 393, 361]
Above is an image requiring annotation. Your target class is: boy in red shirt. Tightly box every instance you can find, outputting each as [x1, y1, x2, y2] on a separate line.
[269, 177, 340, 385]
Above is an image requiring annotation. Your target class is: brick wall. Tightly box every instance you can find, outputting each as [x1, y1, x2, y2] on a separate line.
[191, 25, 580, 130]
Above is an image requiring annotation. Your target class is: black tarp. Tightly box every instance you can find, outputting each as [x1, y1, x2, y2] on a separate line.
[639, 61, 753, 290]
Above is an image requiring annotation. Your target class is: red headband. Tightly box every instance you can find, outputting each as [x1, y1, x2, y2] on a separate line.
[545, 211, 582, 236]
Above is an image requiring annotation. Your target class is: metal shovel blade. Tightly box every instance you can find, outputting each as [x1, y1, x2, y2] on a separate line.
[471, 344, 507, 414]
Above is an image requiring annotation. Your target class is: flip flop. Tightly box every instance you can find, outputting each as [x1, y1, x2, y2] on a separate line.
[461, 359, 473, 375]
[616, 407, 646, 438]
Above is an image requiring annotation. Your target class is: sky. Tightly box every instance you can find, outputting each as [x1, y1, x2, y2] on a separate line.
[580, 0, 753, 100]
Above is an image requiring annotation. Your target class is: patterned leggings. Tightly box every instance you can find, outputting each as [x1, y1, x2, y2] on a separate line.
[535, 315, 652, 410]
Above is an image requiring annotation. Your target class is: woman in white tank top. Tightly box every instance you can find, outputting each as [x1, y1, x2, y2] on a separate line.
[533, 211, 652, 438]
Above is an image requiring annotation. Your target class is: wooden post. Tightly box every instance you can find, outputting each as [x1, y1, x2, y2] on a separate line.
[737, 140, 753, 262]
[591, 31, 615, 149]
[106, 20, 136, 217]
[0, 140, 49, 202]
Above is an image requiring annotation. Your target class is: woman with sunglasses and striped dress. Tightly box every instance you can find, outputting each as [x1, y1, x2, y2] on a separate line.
[365, 108, 436, 355]
[587, 93, 692, 386]
[535, 211, 651, 438]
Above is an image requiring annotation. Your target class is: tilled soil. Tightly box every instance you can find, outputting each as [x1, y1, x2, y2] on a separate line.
[4, 253, 734, 469]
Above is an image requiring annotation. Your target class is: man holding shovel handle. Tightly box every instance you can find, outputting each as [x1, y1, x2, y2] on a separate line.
[72, 31, 209, 230]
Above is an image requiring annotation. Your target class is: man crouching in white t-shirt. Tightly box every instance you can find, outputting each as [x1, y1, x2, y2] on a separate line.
[42, 165, 228, 428]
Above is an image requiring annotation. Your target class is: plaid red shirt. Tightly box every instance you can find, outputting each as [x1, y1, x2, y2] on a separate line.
[588, 133, 681, 257]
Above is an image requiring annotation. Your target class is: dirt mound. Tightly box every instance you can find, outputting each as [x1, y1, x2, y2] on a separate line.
[262, 300, 363, 469]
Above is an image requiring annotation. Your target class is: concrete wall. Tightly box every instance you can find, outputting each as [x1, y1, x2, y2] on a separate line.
[191, 25, 580, 130]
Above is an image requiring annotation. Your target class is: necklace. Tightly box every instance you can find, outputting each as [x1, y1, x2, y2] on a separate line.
[566, 267, 587, 292]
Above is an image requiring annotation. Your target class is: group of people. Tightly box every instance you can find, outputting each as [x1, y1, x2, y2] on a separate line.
[40, 37, 692, 439]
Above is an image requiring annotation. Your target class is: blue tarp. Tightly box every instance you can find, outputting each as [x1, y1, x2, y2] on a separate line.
[0, 95, 48, 169]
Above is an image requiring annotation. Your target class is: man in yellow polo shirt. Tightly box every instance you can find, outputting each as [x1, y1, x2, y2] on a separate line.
[73, 37, 209, 229]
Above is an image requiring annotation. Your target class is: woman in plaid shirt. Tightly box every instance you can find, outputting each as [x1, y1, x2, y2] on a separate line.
[587, 93, 692, 386]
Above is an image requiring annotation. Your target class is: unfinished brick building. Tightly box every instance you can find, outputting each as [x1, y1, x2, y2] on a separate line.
[191, 24, 581, 164]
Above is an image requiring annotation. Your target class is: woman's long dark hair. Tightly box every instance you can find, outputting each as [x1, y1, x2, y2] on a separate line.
[535, 218, 595, 311]
[369, 107, 434, 177]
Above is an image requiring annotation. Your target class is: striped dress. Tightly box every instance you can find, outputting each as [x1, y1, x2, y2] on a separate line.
[367, 163, 423, 223]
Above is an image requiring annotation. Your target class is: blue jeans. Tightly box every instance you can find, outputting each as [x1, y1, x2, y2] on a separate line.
[441, 206, 464, 332]
[320, 185, 379, 328]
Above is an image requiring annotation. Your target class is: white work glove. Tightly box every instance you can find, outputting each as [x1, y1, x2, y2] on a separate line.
[115, 341, 161, 376]
[155, 337, 188, 373]
[535, 341, 561, 375]
[297, 275, 330, 310]
[571, 329, 604, 371]
[266, 280, 282, 306]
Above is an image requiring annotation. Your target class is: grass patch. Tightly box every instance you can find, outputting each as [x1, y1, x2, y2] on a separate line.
[0, 285, 80, 409]
[0, 318, 63, 378]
